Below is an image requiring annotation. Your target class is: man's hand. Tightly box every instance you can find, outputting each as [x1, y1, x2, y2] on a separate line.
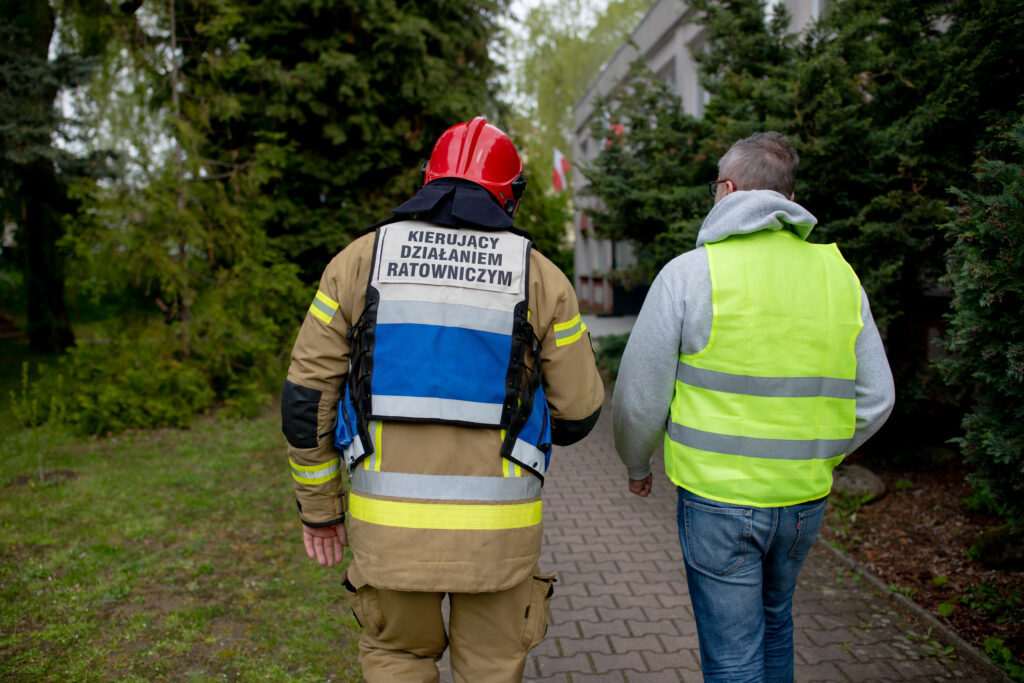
[629, 474, 653, 497]
[302, 522, 348, 567]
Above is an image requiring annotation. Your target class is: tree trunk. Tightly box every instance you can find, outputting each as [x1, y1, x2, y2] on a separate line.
[2, 0, 76, 353]
[21, 160, 75, 353]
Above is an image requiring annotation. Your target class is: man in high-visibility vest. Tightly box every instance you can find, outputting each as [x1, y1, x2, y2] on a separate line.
[282, 117, 604, 682]
[612, 132, 895, 682]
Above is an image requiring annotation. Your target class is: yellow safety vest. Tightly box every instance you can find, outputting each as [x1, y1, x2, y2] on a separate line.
[665, 229, 863, 507]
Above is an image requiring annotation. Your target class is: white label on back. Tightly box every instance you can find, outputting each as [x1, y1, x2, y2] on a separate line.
[374, 223, 526, 295]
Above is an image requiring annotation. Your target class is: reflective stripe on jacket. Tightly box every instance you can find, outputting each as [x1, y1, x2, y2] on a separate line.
[665, 229, 863, 507]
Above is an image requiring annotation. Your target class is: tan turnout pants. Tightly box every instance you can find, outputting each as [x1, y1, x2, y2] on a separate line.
[349, 569, 556, 683]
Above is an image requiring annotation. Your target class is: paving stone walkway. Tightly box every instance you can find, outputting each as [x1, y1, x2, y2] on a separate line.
[517, 394, 1005, 682]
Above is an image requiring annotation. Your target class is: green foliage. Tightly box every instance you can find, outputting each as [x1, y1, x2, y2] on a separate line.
[508, 117, 575, 277]
[960, 582, 1023, 624]
[8, 363, 69, 482]
[582, 0, 1024, 437]
[44, 256, 306, 434]
[592, 332, 630, 381]
[51, 0, 512, 430]
[511, 0, 649, 182]
[0, 0, 128, 352]
[582, 59, 714, 284]
[174, 0, 509, 278]
[57, 339, 215, 434]
[941, 117, 1024, 522]
[983, 636, 1024, 681]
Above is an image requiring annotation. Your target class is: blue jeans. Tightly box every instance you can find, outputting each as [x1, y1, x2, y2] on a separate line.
[677, 487, 827, 683]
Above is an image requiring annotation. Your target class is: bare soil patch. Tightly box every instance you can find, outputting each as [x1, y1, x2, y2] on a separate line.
[9, 469, 78, 486]
[821, 462, 1024, 675]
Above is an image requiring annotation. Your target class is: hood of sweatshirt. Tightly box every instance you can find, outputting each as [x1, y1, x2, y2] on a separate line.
[695, 189, 817, 247]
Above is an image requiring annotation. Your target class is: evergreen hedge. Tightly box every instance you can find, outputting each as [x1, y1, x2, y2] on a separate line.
[942, 118, 1024, 523]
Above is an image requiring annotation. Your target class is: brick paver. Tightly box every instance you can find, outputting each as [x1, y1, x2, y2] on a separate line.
[518, 393, 1007, 682]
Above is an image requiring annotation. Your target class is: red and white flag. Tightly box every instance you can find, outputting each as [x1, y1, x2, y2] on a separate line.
[552, 148, 571, 192]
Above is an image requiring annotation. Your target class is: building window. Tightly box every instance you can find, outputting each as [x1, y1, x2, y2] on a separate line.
[655, 58, 676, 89]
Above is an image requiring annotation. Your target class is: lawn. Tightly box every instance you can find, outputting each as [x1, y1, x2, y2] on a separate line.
[0, 386, 362, 681]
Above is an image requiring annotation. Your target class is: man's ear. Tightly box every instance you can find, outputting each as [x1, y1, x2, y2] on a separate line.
[789, 192, 795, 201]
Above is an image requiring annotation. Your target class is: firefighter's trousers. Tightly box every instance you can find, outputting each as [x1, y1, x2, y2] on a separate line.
[350, 568, 555, 683]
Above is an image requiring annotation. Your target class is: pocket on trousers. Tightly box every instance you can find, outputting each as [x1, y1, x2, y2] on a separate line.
[350, 584, 385, 637]
[683, 500, 753, 576]
[788, 499, 827, 559]
[521, 574, 557, 651]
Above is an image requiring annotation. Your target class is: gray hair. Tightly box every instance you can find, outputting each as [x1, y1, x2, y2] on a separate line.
[718, 132, 799, 197]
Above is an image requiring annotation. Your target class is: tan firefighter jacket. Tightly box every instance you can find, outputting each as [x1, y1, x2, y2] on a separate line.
[283, 225, 604, 593]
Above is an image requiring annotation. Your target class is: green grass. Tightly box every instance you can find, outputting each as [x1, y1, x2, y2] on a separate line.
[0, 335, 55, 436]
[0, 409, 362, 681]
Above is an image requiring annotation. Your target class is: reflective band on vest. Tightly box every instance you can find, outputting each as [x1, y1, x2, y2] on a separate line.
[667, 422, 852, 461]
[349, 493, 543, 530]
[371, 395, 503, 425]
[675, 364, 856, 400]
[665, 229, 863, 507]
[377, 300, 513, 335]
[351, 469, 542, 501]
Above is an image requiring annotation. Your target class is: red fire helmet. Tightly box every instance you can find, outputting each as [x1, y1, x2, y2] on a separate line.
[423, 117, 526, 216]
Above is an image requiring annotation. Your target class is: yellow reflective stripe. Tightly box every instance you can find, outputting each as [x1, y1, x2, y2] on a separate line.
[374, 421, 383, 472]
[316, 290, 339, 309]
[309, 290, 339, 324]
[290, 457, 341, 485]
[553, 314, 586, 347]
[349, 493, 542, 530]
[501, 430, 512, 477]
[502, 458, 523, 477]
[553, 314, 581, 332]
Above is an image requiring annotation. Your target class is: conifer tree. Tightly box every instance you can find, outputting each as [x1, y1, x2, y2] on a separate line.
[0, 0, 127, 352]
[942, 116, 1024, 522]
[171, 0, 509, 280]
[584, 0, 1024, 423]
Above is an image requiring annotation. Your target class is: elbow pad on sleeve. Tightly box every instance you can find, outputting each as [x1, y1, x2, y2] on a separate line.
[550, 406, 602, 447]
[281, 380, 322, 449]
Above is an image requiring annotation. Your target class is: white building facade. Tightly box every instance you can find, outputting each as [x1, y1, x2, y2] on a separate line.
[572, 0, 828, 313]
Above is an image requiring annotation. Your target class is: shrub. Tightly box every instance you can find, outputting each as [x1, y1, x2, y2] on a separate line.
[941, 116, 1024, 523]
[593, 332, 631, 381]
[59, 339, 215, 434]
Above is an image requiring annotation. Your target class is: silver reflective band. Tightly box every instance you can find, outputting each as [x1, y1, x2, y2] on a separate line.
[554, 318, 583, 343]
[310, 296, 336, 319]
[377, 300, 513, 335]
[373, 395, 503, 425]
[511, 438, 547, 474]
[292, 459, 340, 482]
[351, 469, 541, 501]
[667, 422, 848, 461]
[676, 363, 855, 399]
[343, 421, 375, 468]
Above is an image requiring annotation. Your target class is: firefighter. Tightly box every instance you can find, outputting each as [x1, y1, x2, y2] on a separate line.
[281, 117, 604, 682]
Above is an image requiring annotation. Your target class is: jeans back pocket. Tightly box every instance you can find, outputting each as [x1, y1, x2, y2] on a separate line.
[682, 500, 753, 576]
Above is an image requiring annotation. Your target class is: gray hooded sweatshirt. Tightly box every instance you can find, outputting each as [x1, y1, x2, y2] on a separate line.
[611, 190, 896, 483]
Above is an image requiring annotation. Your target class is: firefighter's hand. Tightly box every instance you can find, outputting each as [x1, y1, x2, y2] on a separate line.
[628, 474, 653, 497]
[303, 522, 348, 567]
